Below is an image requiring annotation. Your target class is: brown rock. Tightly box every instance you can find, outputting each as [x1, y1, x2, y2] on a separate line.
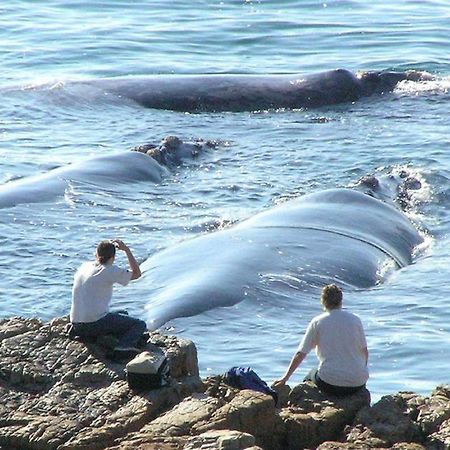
[417, 385, 450, 435]
[107, 436, 186, 450]
[276, 382, 370, 449]
[288, 381, 371, 414]
[316, 442, 374, 450]
[0, 415, 82, 450]
[147, 332, 199, 378]
[1, 316, 448, 450]
[138, 393, 222, 438]
[0, 317, 201, 449]
[184, 429, 256, 449]
[426, 417, 450, 450]
[203, 375, 240, 404]
[316, 440, 428, 450]
[271, 383, 290, 408]
[0, 317, 41, 340]
[192, 389, 276, 447]
[346, 392, 425, 447]
[391, 444, 427, 450]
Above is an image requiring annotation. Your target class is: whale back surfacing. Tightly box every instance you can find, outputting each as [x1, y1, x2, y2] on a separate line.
[0, 152, 166, 209]
[141, 188, 423, 330]
[83, 69, 365, 112]
[33, 68, 432, 112]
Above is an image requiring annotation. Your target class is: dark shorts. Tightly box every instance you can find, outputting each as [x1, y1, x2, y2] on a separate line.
[304, 368, 366, 397]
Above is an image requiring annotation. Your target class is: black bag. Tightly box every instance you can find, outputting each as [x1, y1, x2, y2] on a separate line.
[125, 351, 170, 390]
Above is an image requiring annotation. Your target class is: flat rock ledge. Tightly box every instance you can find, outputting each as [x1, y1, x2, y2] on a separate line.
[0, 317, 448, 450]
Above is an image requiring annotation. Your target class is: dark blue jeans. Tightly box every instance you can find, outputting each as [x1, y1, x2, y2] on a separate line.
[72, 312, 147, 348]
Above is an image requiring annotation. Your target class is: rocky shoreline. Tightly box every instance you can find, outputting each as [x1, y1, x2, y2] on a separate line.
[0, 317, 448, 450]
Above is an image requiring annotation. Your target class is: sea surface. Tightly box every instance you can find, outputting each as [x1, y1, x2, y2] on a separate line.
[1, 1, 449, 402]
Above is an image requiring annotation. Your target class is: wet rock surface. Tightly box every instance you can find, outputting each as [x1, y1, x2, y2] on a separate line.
[0, 316, 448, 449]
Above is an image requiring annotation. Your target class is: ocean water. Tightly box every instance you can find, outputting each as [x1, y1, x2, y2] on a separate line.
[1, 1, 449, 402]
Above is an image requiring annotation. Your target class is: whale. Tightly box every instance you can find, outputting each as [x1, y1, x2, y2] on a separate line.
[69, 69, 432, 112]
[140, 172, 424, 330]
[0, 136, 215, 209]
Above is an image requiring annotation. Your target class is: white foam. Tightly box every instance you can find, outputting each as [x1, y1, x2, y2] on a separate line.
[376, 258, 397, 284]
[20, 77, 67, 91]
[395, 77, 450, 95]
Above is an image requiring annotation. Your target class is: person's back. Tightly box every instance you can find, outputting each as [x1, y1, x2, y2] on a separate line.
[310, 309, 368, 387]
[70, 239, 146, 356]
[71, 261, 131, 323]
[273, 284, 369, 396]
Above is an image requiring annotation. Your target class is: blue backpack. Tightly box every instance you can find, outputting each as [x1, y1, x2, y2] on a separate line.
[224, 366, 278, 404]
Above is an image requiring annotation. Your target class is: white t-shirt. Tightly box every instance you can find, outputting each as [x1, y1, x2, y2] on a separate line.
[70, 261, 132, 323]
[297, 308, 369, 387]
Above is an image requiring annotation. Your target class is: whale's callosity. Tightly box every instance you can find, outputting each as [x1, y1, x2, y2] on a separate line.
[140, 185, 424, 330]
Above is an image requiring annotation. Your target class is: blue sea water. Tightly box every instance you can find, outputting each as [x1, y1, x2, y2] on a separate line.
[0, 1, 449, 402]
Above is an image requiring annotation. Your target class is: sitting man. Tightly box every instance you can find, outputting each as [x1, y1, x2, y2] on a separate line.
[273, 284, 369, 396]
[70, 239, 146, 356]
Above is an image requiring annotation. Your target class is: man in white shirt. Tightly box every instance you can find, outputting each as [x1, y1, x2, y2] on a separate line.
[70, 239, 146, 355]
[273, 284, 369, 396]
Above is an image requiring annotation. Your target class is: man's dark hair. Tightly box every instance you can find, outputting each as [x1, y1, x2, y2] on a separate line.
[320, 284, 343, 310]
[96, 241, 116, 265]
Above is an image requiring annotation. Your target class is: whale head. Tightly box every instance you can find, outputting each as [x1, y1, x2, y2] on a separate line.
[358, 71, 408, 95]
[354, 169, 422, 210]
[358, 70, 434, 96]
[131, 135, 216, 166]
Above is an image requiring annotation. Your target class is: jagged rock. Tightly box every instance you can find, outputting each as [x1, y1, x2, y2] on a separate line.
[106, 436, 187, 450]
[183, 429, 257, 449]
[0, 317, 201, 450]
[203, 375, 240, 403]
[0, 317, 42, 340]
[1, 316, 449, 450]
[137, 393, 223, 438]
[417, 385, 450, 436]
[272, 383, 291, 408]
[316, 442, 428, 449]
[275, 381, 371, 450]
[110, 394, 222, 448]
[0, 414, 82, 450]
[147, 333, 199, 378]
[192, 390, 277, 448]
[0, 317, 111, 394]
[390, 444, 428, 450]
[316, 443, 374, 450]
[427, 417, 450, 450]
[345, 392, 426, 447]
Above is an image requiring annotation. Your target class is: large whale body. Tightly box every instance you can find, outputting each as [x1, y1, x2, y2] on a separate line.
[80, 69, 431, 112]
[141, 178, 424, 330]
[0, 136, 213, 209]
[0, 152, 163, 209]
